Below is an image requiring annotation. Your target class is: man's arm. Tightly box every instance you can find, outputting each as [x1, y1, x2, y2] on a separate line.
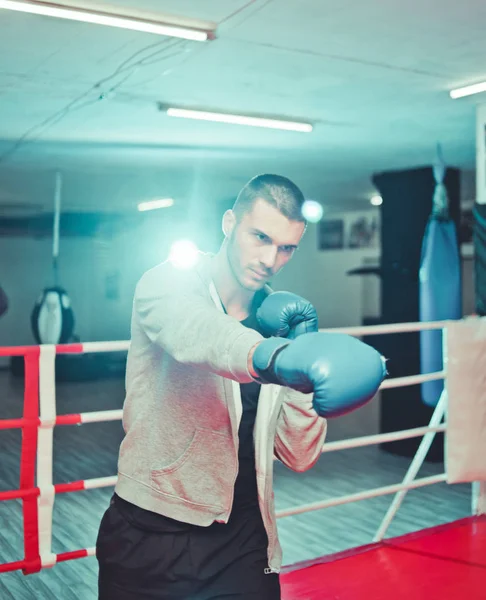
[273, 388, 327, 473]
[247, 342, 260, 378]
[135, 262, 263, 383]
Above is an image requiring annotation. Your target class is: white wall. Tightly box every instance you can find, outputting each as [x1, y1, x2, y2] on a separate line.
[0, 209, 381, 348]
[0, 205, 476, 441]
[273, 210, 380, 327]
[1, 206, 475, 350]
[1, 235, 121, 346]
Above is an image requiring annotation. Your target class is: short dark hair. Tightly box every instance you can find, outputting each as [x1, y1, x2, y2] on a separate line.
[232, 174, 306, 223]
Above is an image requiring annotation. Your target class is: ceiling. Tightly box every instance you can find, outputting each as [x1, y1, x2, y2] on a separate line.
[0, 0, 484, 214]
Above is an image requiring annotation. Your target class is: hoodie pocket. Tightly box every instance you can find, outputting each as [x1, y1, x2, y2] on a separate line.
[150, 428, 234, 510]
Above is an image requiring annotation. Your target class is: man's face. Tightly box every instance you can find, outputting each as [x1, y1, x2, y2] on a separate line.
[225, 198, 306, 291]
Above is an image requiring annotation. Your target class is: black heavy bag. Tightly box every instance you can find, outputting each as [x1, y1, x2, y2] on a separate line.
[31, 286, 75, 345]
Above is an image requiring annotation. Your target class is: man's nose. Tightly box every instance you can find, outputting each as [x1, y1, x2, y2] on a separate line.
[259, 245, 278, 271]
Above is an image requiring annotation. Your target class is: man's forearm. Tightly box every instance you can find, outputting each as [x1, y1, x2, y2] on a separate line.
[247, 342, 260, 379]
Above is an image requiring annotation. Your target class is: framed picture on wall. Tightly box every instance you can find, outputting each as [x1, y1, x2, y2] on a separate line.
[318, 219, 344, 250]
[347, 214, 379, 248]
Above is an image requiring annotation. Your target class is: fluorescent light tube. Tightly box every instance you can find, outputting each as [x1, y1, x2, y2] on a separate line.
[166, 107, 313, 132]
[138, 198, 174, 212]
[0, 1, 212, 41]
[450, 81, 486, 99]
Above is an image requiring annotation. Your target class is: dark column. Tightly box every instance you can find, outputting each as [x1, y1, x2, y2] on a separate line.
[473, 203, 486, 316]
[370, 166, 461, 461]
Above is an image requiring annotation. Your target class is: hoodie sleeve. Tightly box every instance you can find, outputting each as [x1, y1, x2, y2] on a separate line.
[134, 261, 263, 383]
[274, 387, 327, 472]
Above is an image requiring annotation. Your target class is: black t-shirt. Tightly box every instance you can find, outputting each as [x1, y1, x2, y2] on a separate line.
[231, 290, 267, 511]
[114, 289, 267, 528]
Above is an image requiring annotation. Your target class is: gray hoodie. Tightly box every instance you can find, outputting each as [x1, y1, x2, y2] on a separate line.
[115, 252, 327, 573]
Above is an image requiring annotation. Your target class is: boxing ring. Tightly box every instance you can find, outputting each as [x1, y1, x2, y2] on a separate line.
[0, 318, 485, 598]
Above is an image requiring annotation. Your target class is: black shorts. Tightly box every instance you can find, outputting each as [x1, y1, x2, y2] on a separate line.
[96, 495, 281, 600]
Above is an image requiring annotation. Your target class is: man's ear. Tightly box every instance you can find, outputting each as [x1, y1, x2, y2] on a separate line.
[222, 210, 236, 237]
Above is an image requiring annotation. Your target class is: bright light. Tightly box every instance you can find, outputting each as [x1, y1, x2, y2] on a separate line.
[168, 240, 199, 269]
[0, 1, 211, 41]
[450, 81, 486, 99]
[138, 198, 174, 212]
[301, 200, 324, 223]
[370, 195, 383, 206]
[166, 108, 313, 133]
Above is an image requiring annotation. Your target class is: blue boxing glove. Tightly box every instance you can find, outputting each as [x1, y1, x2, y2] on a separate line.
[256, 291, 318, 339]
[252, 332, 387, 418]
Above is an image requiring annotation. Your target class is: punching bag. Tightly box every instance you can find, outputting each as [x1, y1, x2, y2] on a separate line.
[419, 148, 462, 406]
[31, 171, 76, 346]
[31, 287, 74, 344]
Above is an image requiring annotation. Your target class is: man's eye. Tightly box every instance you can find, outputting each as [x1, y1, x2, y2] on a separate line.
[256, 233, 266, 241]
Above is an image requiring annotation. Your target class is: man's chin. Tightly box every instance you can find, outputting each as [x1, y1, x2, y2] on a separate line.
[239, 274, 264, 291]
[246, 279, 266, 292]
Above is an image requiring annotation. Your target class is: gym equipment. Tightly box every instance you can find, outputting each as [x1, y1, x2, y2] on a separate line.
[31, 172, 76, 345]
[419, 147, 462, 407]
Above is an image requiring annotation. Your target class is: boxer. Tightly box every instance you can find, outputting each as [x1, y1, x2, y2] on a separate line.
[96, 174, 386, 599]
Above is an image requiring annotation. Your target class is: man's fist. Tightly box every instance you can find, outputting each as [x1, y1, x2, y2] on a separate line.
[256, 291, 318, 339]
[252, 332, 387, 418]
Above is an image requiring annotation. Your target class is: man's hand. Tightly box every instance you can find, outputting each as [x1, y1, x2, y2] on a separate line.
[256, 291, 318, 339]
[250, 332, 387, 418]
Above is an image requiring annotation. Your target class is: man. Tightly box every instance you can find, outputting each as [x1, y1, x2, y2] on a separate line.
[96, 174, 386, 599]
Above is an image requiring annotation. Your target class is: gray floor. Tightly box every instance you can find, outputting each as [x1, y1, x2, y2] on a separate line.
[0, 371, 472, 599]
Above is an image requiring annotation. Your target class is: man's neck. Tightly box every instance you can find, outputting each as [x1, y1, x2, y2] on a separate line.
[210, 249, 254, 320]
